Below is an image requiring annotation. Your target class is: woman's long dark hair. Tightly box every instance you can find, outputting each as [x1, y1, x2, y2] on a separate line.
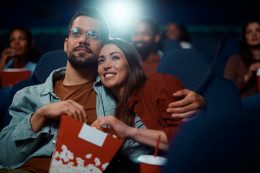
[103, 38, 147, 126]
[239, 19, 260, 66]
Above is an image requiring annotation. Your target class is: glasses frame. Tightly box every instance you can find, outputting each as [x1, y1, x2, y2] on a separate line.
[68, 27, 101, 41]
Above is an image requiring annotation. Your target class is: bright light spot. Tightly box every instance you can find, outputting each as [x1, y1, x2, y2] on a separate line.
[99, 0, 144, 36]
[111, 2, 128, 23]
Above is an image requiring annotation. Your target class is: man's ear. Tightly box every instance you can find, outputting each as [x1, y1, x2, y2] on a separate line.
[154, 34, 160, 43]
[64, 38, 68, 53]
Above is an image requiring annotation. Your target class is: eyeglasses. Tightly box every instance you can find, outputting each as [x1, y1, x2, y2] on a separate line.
[69, 28, 100, 41]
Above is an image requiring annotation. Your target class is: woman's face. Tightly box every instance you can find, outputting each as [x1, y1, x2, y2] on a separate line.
[245, 22, 260, 46]
[98, 44, 130, 97]
[9, 29, 30, 57]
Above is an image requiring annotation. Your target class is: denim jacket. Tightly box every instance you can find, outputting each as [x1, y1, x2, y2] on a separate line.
[0, 68, 116, 168]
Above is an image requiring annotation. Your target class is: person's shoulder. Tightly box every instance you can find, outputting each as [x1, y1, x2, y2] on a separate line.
[227, 53, 245, 65]
[25, 61, 37, 73]
[15, 82, 45, 96]
[145, 73, 184, 90]
[148, 73, 181, 83]
[229, 53, 243, 61]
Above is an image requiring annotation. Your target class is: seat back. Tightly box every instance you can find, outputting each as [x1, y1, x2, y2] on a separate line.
[33, 50, 67, 83]
[160, 39, 182, 53]
[157, 49, 214, 93]
[242, 93, 260, 114]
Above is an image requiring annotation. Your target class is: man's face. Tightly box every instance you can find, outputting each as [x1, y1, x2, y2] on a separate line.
[132, 22, 156, 58]
[165, 23, 182, 40]
[64, 16, 103, 69]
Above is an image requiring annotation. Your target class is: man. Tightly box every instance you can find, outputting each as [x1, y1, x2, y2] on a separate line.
[0, 7, 203, 172]
[132, 19, 204, 118]
[0, 6, 115, 172]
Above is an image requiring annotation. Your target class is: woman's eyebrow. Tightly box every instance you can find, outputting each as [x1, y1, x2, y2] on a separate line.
[109, 52, 121, 56]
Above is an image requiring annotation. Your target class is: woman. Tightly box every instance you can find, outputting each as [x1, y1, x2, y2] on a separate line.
[224, 19, 260, 98]
[92, 38, 184, 172]
[0, 27, 41, 72]
[162, 22, 193, 49]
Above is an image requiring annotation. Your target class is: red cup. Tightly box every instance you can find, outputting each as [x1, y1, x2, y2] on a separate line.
[257, 68, 260, 92]
[138, 155, 167, 173]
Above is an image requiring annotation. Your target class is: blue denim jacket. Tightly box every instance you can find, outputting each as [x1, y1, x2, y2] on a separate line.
[0, 68, 116, 168]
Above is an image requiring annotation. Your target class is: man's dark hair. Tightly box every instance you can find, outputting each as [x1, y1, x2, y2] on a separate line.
[68, 6, 110, 41]
[137, 19, 160, 36]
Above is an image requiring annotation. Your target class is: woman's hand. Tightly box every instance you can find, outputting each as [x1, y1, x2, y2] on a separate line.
[244, 62, 260, 82]
[92, 116, 131, 140]
[0, 48, 16, 69]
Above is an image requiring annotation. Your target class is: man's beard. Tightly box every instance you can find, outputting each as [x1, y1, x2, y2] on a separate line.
[67, 51, 98, 70]
[133, 41, 155, 61]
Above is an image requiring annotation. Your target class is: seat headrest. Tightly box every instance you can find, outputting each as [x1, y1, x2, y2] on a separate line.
[157, 49, 214, 93]
[33, 50, 67, 83]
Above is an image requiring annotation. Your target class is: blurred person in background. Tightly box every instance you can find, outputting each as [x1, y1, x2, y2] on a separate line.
[132, 19, 204, 118]
[162, 22, 192, 49]
[224, 19, 260, 98]
[0, 27, 42, 72]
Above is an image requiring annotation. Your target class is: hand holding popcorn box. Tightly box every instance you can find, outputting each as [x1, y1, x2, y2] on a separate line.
[49, 116, 123, 173]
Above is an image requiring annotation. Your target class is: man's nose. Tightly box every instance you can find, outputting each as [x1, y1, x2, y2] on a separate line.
[78, 35, 90, 44]
[133, 34, 142, 42]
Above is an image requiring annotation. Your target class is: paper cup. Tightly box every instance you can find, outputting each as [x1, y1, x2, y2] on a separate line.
[138, 155, 167, 173]
[257, 68, 260, 92]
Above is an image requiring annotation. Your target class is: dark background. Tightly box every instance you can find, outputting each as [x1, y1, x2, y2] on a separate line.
[0, 0, 259, 54]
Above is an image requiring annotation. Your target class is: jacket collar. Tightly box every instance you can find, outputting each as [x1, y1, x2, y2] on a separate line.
[40, 67, 66, 96]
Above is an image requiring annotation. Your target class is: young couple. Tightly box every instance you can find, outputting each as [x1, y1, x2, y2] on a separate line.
[0, 6, 204, 173]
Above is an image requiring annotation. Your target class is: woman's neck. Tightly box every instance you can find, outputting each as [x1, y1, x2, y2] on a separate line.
[11, 57, 28, 68]
[111, 86, 125, 101]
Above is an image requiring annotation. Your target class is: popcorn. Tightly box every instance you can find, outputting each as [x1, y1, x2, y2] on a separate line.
[85, 154, 92, 159]
[50, 144, 105, 173]
[94, 157, 101, 166]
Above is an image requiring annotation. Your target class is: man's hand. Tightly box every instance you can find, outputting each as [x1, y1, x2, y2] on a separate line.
[166, 89, 205, 119]
[31, 100, 87, 131]
[40, 100, 87, 122]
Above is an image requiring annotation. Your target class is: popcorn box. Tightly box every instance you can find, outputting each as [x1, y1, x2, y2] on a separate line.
[0, 69, 31, 87]
[49, 116, 123, 173]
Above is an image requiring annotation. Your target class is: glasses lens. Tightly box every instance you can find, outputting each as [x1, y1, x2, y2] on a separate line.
[87, 30, 99, 40]
[70, 28, 81, 38]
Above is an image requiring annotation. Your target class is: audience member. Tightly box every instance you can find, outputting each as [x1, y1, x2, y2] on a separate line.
[92, 38, 184, 172]
[0, 27, 42, 72]
[162, 22, 192, 49]
[224, 19, 260, 98]
[0, 7, 203, 172]
[132, 19, 204, 118]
